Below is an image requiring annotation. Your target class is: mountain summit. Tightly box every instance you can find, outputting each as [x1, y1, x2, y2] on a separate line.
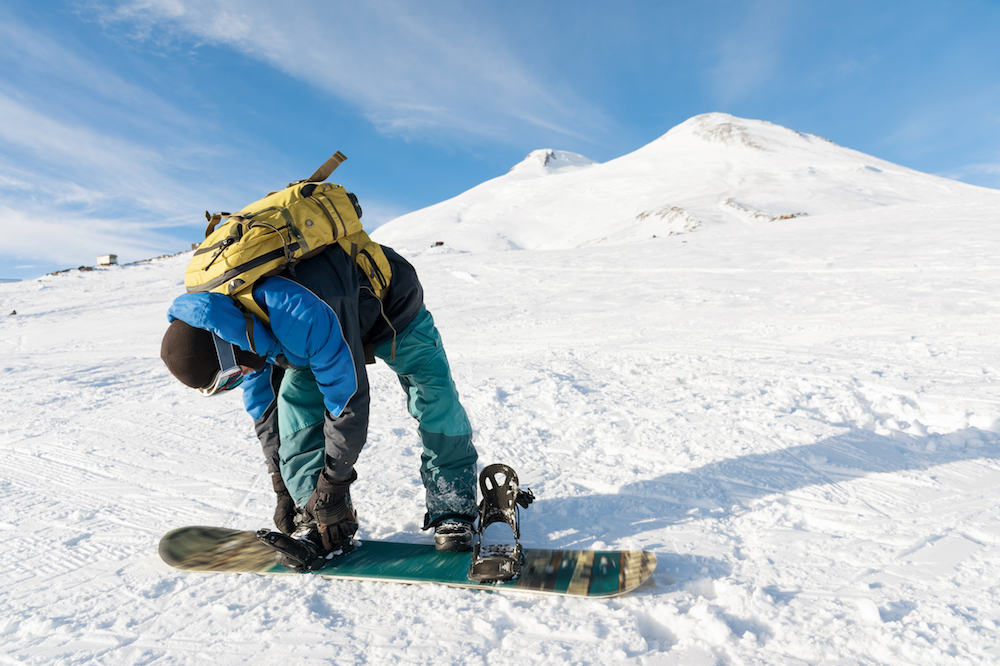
[373, 113, 995, 252]
[507, 149, 597, 177]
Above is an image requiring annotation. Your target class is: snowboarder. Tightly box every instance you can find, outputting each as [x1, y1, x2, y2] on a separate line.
[159, 243, 479, 555]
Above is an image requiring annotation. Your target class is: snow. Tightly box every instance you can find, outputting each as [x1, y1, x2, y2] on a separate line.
[2, 114, 1000, 664]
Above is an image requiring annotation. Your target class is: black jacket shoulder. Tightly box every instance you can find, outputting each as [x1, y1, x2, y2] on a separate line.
[283, 244, 424, 346]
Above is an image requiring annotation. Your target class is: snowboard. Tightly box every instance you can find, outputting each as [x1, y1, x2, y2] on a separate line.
[158, 525, 657, 598]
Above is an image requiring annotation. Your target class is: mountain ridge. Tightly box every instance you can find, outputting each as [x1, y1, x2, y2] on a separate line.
[372, 113, 999, 252]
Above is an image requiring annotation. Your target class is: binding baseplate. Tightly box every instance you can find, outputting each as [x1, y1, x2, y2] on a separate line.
[468, 463, 535, 583]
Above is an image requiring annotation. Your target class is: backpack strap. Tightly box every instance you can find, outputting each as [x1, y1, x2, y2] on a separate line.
[243, 309, 257, 355]
[289, 152, 347, 187]
[204, 210, 231, 238]
[231, 299, 259, 355]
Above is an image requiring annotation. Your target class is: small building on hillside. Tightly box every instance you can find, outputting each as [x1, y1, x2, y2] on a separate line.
[97, 254, 118, 266]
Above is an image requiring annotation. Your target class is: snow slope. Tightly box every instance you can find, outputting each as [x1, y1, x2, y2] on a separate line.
[373, 113, 981, 252]
[2, 115, 1000, 664]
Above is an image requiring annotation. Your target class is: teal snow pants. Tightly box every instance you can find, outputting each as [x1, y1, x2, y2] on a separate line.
[276, 307, 478, 527]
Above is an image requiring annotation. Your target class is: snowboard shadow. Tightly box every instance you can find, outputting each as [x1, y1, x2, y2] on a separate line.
[524, 427, 1000, 558]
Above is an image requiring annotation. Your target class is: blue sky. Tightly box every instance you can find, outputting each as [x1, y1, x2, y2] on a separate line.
[1, 0, 998, 280]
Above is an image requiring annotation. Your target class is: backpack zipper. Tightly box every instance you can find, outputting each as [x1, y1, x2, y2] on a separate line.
[203, 237, 237, 270]
[359, 248, 389, 294]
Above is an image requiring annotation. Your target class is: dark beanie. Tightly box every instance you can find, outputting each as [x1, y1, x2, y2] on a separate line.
[160, 319, 266, 389]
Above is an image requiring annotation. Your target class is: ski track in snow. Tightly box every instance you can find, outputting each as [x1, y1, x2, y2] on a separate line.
[2, 204, 1000, 663]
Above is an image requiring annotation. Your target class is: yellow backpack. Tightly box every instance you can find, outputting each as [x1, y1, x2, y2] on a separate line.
[184, 152, 392, 325]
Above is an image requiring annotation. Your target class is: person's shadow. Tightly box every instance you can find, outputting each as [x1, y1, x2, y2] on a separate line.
[519, 427, 1000, 587]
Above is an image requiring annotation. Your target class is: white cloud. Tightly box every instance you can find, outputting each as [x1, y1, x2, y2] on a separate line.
[0, 11, 243, 225]
[0, 13, 206, 139]
[938, 162, 1000, 189]
[0, 204, 183, 268]
[91, 0, 609, 145]
[0, 90, 210, 221]
[0, 10, 425, 273]
[709, 0, 792, 106]
[0, 10, 286, 270]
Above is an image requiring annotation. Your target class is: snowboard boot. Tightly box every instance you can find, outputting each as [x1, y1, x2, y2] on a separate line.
[434, 521, 474, 552]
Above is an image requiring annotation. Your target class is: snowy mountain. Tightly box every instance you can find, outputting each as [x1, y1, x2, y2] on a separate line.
[373, 113, 994, 251]
[2, 114, 1000, 664]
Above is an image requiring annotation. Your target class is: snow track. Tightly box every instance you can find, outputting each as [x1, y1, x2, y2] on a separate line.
[2, 193, 1000, 663]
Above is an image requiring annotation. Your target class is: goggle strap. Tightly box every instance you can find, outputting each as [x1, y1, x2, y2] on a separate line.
[212, 333, 240, 374]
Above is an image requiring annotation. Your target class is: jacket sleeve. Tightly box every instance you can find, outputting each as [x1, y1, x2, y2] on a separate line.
[256, 277, 370, 482]
[241, 364, 284, 474]
[167, 292, 279, 358]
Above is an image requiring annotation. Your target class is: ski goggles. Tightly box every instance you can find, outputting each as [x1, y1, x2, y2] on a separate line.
[198, 334, 245, 397]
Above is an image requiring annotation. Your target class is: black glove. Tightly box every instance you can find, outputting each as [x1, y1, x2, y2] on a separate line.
[272, 473, 297, 536]
[305, 469, 359, 551]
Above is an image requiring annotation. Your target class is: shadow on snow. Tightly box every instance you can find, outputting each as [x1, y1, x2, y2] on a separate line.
[524, 427, 1000, 586]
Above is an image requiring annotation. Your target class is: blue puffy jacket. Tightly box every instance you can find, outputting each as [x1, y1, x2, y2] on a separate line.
[168, 245, 423, 480]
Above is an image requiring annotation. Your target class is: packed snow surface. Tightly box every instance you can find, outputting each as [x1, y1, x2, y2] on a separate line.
[2, 114, 1000, 664]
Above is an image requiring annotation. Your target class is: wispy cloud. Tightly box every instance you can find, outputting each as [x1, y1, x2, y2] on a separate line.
[89, 0, 609, 145]
[938, 162, 1000, 189]
[0, 8, 230, 215]
[0, 91, 193, 216]
[0, 204, 185, 268]
[708, 0, 792, 107]
[3, 2, 520, 277]
[0, 12, 212, 146]
[0, 8, 280, 272]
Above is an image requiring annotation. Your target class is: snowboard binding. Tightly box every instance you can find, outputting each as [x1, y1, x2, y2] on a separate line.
[468, 464, 535, 583]
[256, 520, 354, 572]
